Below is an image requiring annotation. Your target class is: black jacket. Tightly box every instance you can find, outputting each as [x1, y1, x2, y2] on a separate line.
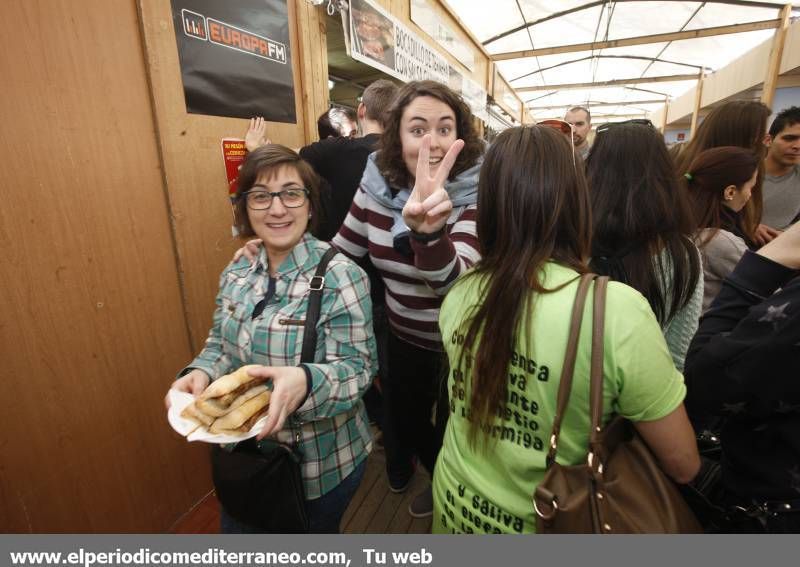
[299, 134, 380, 241]
[685, 250, 800, 502]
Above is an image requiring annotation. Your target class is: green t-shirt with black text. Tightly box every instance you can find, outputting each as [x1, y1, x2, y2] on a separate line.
[432, 262, 686, 534]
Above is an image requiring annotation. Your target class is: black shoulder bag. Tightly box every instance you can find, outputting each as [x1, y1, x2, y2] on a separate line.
[210, 247, 338, 533]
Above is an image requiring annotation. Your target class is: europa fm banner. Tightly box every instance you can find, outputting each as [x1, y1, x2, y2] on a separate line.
[170, 0, 296, 122]
[349, 0, 487, 122]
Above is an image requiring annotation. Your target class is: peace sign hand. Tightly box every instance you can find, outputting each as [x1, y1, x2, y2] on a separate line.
[402, 135, 465, 234]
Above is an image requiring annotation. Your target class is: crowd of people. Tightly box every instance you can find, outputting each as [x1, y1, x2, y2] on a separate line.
[168, 79, 800, 534]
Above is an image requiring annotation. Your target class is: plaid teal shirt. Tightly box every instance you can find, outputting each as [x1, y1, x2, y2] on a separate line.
[182, 234, 377, 499]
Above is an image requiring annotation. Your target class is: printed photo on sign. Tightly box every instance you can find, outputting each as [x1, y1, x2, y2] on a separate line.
[347, 0, 485, 122]
[350, 0, 395, 71]
[170, 0, 296, 122]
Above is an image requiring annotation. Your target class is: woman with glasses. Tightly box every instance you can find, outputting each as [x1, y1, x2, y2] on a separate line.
[587, 120, 703, 371]
[431, 126, 700, 533]
[169, 144, 377, 533]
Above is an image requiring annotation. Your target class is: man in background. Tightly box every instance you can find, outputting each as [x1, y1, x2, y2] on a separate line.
[757, 106, 800, 245]
[298, 82, 396, 239]
[316, 110, 340, 139]
[565, 106, 592, 160]
[246, 79, 398, 239]
[326, 106, 358, 140]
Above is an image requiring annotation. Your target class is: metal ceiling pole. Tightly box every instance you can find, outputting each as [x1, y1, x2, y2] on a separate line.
[491, 19, 782, 60]
[638, 2, 704, 80]
[528, 98, 666, 110]
[625, 86, 672, 97]
[510, 55, 703, 83]
[483, 0, 799, 46]
[516, 74, 698, 92]
[483, 1, 607, 45]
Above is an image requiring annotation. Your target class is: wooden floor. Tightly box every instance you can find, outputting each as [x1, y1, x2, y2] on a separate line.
[340, 445, 433, 534]
[170, 444, 432, 534]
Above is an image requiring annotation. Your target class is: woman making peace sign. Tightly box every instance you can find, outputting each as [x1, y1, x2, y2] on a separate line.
[333, 80, 484, 518]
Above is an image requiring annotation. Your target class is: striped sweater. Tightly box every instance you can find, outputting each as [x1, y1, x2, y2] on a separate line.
[333, 182, 480, 351]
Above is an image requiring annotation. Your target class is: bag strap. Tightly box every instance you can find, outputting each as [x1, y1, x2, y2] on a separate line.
[588, 276, 609, 459]
[545, 273, 596, 468]
[300, 247, 338, 364]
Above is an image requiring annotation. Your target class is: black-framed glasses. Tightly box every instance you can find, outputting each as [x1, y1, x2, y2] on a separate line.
[595, 118, 655, 135]
[241, 187, 309, 210]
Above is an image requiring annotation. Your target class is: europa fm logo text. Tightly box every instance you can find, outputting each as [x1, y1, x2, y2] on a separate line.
[181, 9, 287, 64]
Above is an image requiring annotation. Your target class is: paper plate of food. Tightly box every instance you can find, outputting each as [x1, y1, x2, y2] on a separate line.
[168, 365, 271, 444]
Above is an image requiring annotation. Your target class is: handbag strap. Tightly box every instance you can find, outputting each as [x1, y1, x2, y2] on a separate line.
[588, 276, 609, 459]
[300, 246, 338, 364]
[545, 273, 596, 467]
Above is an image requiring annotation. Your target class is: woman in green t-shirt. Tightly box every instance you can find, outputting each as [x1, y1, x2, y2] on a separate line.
[431, 126, 700, 534]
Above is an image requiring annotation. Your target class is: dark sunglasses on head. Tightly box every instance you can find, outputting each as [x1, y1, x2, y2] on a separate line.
[538, 119, 574, 135]
[595, 118, 655, 134]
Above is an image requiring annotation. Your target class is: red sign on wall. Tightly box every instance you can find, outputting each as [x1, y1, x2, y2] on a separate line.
[221, 138, 247, 196]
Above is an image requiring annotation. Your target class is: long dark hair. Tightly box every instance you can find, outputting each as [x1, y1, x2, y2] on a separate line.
[377, 80, 483, 188]
[673, 100, 770, 240]
[587, 123, 700, 325]
[685, 146, 759, 246]
[460, 126, 591, 444]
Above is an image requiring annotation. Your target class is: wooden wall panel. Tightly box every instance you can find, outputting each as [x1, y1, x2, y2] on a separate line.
[433, 0, 493, 88]
[394, 0, 490, 86]
[655, 19, 800, 127]
[296, 2, 332, 143]
[702, 40, 772, 107]
[0, 0, 209, 532]
[779, 17, 800, 74]
[492, 69, 523, 122]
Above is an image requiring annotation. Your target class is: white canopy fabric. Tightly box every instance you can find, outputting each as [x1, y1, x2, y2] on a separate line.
[444, 0, 796, 123]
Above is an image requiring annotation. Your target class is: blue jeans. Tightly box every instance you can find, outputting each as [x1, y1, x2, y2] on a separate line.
[220, 460, 366, 534]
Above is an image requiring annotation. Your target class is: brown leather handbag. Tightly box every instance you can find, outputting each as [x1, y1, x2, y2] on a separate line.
[533, 274, 701, 534]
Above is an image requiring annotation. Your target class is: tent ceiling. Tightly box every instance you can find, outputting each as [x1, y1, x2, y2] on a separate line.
[444, 0, 798, 122]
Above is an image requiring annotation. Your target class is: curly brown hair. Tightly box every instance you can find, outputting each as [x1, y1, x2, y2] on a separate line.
[376, 80, 483, 188]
